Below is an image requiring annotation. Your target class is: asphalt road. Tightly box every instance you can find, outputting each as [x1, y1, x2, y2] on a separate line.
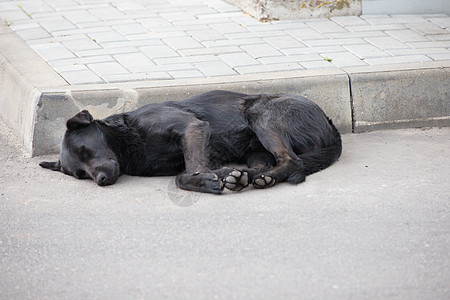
[1, 120, 449, 299]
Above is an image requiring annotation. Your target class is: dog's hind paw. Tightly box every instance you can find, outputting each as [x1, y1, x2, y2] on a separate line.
[253, 174, 275, 189]
[224, 170, 249, 191]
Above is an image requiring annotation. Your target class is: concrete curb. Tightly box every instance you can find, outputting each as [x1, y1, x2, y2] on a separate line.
[0, 25, 67, 155]
[344, 61, 450, 132]
[0, 23, 449, 156]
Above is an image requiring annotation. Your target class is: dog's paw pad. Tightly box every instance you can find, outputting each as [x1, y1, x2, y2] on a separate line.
[224, 170, 249, 191]
[253, 174, 275, 189]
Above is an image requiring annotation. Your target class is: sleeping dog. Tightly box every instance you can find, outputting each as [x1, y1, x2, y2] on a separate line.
[40, 90, 342, 194]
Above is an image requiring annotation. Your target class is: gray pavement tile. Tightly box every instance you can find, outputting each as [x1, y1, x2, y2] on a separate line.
[74, 47, 138, 58]
[101, 39, 163, 49]
[50, 27, 114, 37]
[406, 22, 448, 35]
[262, 35, 307, 49]
[193, 61, 237, 76]
[209, 22, 249, 34]
[177, 45, 240, 56]
[112, 23, 148, 35]
[427, 53, 450, 60]
[59, 69, 104, 84]
[224, 30, 286, 39]
[169, 69, 204, 79]
[303, 38, 365, 47]
[47, 55, 115, 67]
[88, 31, 126, 43]
[407, 41, 450, 48]
[15, 27, 51, 40]
[365, 36, 410, 50]
[231, 16, 262, 26]
[385, 30, 430, 42]
[346, 24, 407, 32]
[102, 72, 171, 83]
[113, 2, 146, 12]
[140, 45, 179, 58]
[218, 52, 259, 67]
[160, 12, 196, 22]
[240, 44, 282, 58]
[268, 21, 309, 30]
[286, 28, 326, 40]
[31, 12, 66, 21]
[113, 53, 156, 73]
[330, 16, 369, 27]
[364, 16, 427, 25]
[364, 55, 432, 65]
[154, 55, 219, 65]
[48, 0, 87, 8]
[183, 6, 220, 17]
[64, 10, 100, 24]
[386, 48, 450, 56]
[30, 42, 76, 61]
[127, 31, 186, 40]
[163, 36, 203, 50]
[0, 10, 33, 22]
[139, 63, 195, 73]
[300, 60, 338, 69]
[343, 44, 389, 59]
[89, 7, 126, 21]
[137, 17, 172, 29]
[427, 17, 450, 29]
[307, 20, 347, 33]
[152, 24, 211, 33]
[324, 31, 388, 39]
[430, 34, 450, 41]
[175, 17, 239, 26]
[187, 29, 227, 42]
[234, 62, 304, 74]
[53, 64, 88, 73]
[9, 21, 40, 31]
[0, 2, 19, 11]
[87, 61, 129, 76]
[62, 37, 101, 51]
[75, 19, 135, 29]
[201, 38, 264, 47]
[258, 53, 323, 64]
[282, 46, 345, 55]
[247, 23, 292, 32]
[320, 52, 367, 67]
[17, 1, 54, 14]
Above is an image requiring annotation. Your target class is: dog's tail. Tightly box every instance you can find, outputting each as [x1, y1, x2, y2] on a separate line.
[299, 118, 342, 176]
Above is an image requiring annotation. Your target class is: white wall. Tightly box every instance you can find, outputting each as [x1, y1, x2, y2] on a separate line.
[362, 0, 450, 14]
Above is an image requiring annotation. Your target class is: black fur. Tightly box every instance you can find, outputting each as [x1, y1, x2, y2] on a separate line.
[40, 90, 342, 194]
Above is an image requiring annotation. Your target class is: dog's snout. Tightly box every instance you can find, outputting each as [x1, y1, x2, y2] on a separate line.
[96, 172, 115, 186]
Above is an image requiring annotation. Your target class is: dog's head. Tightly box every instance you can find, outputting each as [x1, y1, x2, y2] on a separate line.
[40, 110, 120, 186]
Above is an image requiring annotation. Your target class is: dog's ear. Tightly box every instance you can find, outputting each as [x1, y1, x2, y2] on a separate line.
[66, 110, 94, 131]
[39, 161, 62, 172]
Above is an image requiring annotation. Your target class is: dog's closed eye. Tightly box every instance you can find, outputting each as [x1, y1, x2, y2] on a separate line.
[75, 169, 89, 179]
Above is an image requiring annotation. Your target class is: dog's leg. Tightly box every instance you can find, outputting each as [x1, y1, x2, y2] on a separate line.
[250, 130, 306, 189]
[175, 120, 224, 194]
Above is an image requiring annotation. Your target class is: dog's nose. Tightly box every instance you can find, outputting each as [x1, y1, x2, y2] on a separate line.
[96, 172, 113, 186]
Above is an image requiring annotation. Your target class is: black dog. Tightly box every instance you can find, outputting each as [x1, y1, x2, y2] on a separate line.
[40, 90, 342, 194]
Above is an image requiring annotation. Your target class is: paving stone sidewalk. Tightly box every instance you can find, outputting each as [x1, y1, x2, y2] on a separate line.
[1, 0, 450, 85]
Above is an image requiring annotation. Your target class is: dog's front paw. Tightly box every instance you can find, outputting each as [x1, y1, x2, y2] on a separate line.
[224, 170, 249, 191]
[253, 174, 275, 189]
[176, 172, 224, 194]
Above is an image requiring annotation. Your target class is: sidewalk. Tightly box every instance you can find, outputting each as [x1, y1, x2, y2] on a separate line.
[0, 0, 450, 155]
